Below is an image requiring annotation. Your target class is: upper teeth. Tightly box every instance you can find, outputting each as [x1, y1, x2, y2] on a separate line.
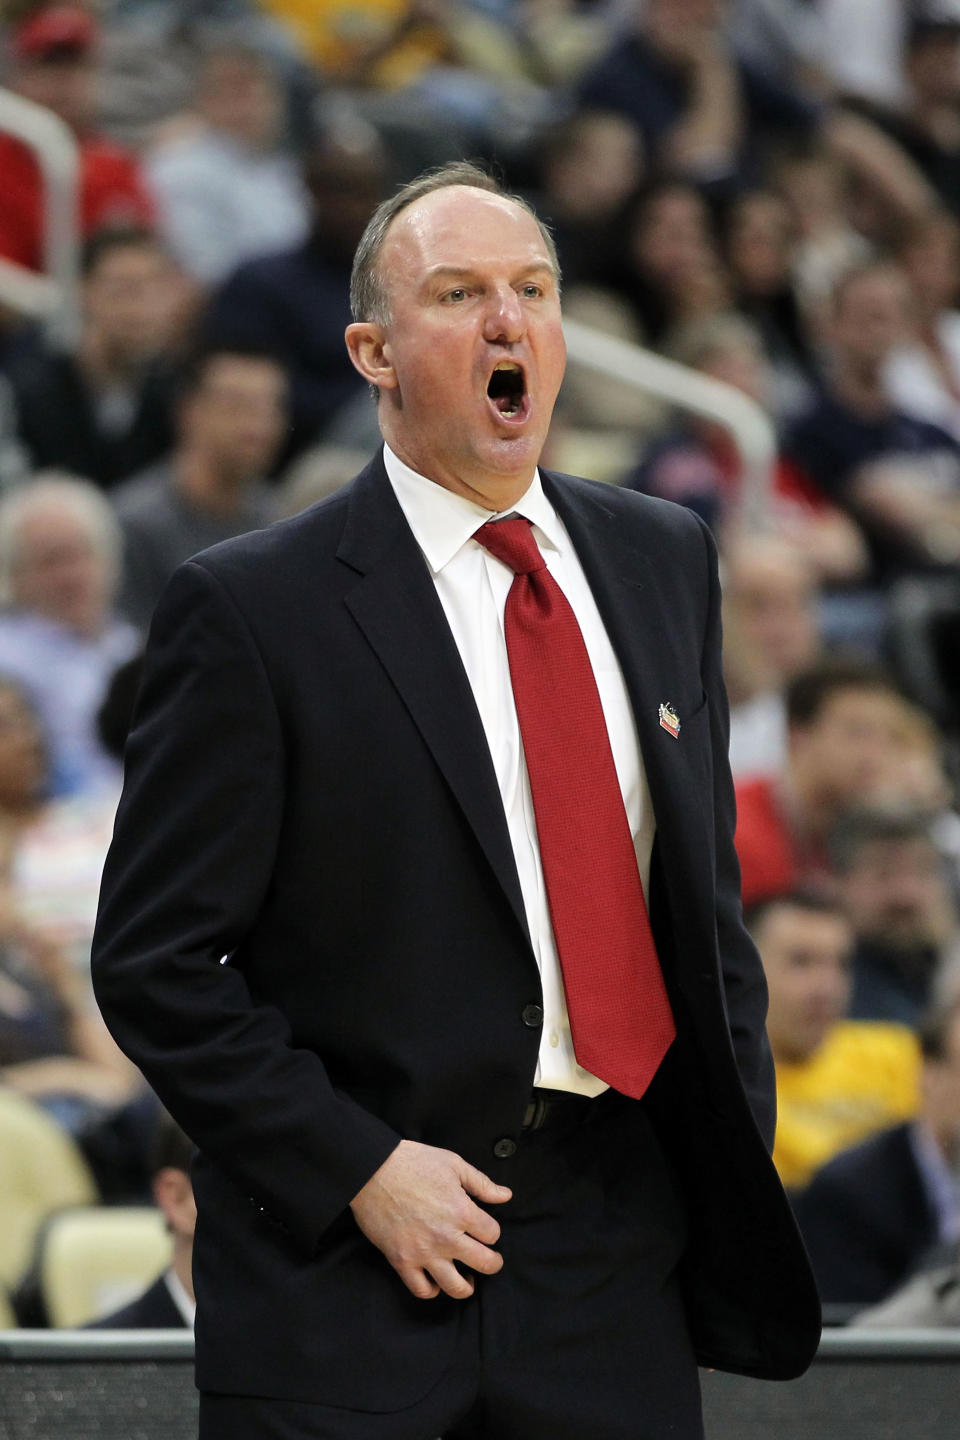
[494, 362, 520, 371]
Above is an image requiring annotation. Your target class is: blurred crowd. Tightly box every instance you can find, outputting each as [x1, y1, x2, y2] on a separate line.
[1, 0, 960, 1331]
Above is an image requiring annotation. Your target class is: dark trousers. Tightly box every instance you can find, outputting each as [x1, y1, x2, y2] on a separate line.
[199, 1089, 703, 1440]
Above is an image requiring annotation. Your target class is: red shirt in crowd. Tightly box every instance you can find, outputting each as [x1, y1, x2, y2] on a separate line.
[734, 775, 800, 909]
[0, 131, 155, 271]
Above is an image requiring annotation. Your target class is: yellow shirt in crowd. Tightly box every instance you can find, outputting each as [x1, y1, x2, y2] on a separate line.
[774, 1021, 921, 1191]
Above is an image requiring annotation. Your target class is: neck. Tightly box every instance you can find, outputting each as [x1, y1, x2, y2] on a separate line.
[175, 452, 251, 517]
[78, 333, 137, 389]
[383, 437, 535, 514]
[832, 360, 889, 419]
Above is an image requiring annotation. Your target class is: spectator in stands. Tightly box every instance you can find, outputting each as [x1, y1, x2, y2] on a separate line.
[0, 675, 138, 1129]
[4, 227, 179, 490]
[832, 809, 958, 1029]
[722, 537, 820, 780]
[0, 3, 155, 273]
[623, 312, 868, 581]
[616, 181, 730, 348]
[89, 1109, 195, 1329]
[856, 6, 960, 218]
[783, 260, 960, 580]
[773, 140, 872, 332]
[113, 345, 286, 632]
[146, 41, 310, 289]
[534, 111, 646, 291]
[747, 890, 919, 1192]
[734, 657, 908, 906]
[577, 0, 819, 196]
[852, 1243, 960, 1327]
[201, 122, 384, 463]
[795, 995, 960, 1308]
[721, 188, 819, 410]
[0, 476, 139, 796]
[885, 210, 960, 443]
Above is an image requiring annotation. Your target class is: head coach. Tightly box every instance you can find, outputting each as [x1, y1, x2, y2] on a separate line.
[91, 161, 820, 1439]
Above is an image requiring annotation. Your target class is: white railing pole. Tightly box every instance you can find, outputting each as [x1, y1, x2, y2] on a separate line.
[0, 86, 80, 348]
[562, 316, 777, 531]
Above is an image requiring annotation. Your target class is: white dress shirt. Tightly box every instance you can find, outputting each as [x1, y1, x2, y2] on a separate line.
[384, 445, 656, 1097]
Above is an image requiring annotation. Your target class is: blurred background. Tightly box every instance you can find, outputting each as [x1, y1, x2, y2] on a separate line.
[1, 0, 960, 1342]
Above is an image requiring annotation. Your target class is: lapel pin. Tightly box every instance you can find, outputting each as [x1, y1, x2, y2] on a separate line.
[659, 702, 681, 739]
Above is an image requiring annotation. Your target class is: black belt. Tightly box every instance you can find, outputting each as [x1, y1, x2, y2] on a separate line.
[522, 1087, 594, 1132]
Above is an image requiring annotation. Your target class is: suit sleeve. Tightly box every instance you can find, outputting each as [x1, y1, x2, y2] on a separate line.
[92, 559, 401, 1255]
[697, 514, 777, 1150]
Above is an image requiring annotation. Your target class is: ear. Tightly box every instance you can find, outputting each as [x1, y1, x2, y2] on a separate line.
[345, 321, 397, 392]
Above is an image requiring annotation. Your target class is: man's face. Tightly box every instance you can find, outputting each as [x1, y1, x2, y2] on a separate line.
[84, 244, 178, 363]
[14, 54, 95, 133]
[13, 507, 110, 635]
[839, 837, 948, 950]
[725, 548, 817, 683]
[757, 903, 854, 1064]
[791, 687, 905, 809]
[832, 269, 910, 372]
[181, 356, 288, 481]
[347, 185, 566, 507]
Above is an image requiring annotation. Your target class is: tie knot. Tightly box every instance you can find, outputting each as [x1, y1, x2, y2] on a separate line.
[474, 517, 546, 576]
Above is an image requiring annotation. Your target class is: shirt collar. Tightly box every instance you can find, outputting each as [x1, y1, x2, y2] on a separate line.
[382, 443, 566, 575]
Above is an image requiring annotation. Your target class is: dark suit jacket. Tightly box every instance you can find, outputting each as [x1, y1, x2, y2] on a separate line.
[87, 1272, 188, 1330]
[793, 1122, 940, 1306]
[92, 454, 820, 1409]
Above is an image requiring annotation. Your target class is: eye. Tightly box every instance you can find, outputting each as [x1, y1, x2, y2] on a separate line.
[443, 287, 469, 303]
[521, 283, 543, 299]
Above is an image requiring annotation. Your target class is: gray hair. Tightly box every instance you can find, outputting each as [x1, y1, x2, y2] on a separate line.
[0, 473, 124, 606]
[349, 160, 561, 326]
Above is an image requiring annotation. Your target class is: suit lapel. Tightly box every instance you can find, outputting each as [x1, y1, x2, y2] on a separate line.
[542, 472, 716, 999]
[338, 454, 529, 945]
[542, 471, 678, 803]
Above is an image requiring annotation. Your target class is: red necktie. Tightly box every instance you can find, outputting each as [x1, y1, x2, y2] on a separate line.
[475, 517, 675, 1100]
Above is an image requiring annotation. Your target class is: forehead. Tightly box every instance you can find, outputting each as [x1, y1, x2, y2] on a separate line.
[380, 186, 554, 292]
[763, 904, 851, 953]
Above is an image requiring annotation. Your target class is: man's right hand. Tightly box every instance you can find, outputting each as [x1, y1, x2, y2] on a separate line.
[349, 1139, 512, 1300]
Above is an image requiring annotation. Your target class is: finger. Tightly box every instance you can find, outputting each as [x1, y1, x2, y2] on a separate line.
[460, 1200, 501, 1246]
[399, 1266, 441, 1300]
[426, 1260, 475, 1300]
[459, 1163, 512, 1205]
[454, 1234, 504, 1277]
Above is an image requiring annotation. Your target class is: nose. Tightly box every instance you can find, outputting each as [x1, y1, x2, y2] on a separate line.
[483, 286, 524, 344]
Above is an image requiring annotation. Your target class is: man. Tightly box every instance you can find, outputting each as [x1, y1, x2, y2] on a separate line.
[794, 995, 960, 1308]
[146, 43, 309, 290]
[6, 227, 179, 491]
[89, 1111, 196, 1330]
[112, 345, 287, 632]
[92, 162, 819, 1439]
[722, 536, 822, 781]
[0, 3, 154, 273]
[746, 891, 919, 1191]
[0, 474, 139, 796]
[831, 808, 957, 1029]
[734, 656, 908, 906]
[201, 123, 385, 463]
[783, 260, 960, 580]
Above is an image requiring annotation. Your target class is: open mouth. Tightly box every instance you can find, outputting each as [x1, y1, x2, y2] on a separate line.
[486, 361, 528, 421]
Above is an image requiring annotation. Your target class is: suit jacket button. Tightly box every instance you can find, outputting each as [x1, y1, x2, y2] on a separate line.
[521, 1003, 543, 1027]
[493, 1137, 517, 1159]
